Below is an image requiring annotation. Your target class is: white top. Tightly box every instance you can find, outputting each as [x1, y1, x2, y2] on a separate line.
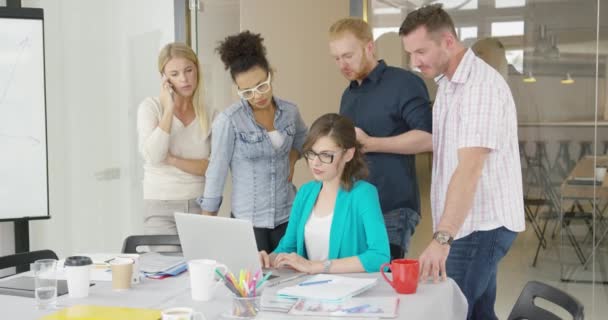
[267, 130, 285, 150]
[137, 97, 214, 200]
[431, 49, 525, 240]
[304, 210, 333, 261]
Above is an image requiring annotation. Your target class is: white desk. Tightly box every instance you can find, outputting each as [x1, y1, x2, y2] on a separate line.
[2, 272, 467, 319]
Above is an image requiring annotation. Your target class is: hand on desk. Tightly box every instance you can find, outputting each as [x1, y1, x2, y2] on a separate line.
[418, 240, 450, 283]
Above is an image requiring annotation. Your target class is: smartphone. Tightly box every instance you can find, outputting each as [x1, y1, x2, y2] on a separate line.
[161, 74, 175, 100]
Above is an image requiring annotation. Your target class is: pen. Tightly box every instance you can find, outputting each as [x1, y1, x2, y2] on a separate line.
[298, 279, 333, 286]
[256, 271, 273, 289]
[343, 304, 370, 313]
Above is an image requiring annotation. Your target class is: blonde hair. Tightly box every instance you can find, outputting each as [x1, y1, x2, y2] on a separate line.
[158, 42, 209, 135]
[329, 18, 373, 43]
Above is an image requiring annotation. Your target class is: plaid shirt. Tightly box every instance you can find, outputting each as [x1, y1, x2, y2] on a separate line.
[431, 49, 525, 240]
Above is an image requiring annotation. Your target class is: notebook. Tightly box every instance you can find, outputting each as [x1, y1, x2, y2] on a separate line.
[41, 305, 161, 320]
[0, 276, 70, 298]
[288, 297, 400, 318]
[276, 274, 377, 302]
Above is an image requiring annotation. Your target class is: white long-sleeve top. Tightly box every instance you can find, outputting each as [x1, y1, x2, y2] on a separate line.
[137, 97, 213, 200]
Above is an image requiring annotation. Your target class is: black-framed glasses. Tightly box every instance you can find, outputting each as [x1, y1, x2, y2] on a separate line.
[237, 73, 272, 100]
[303, 149, 345, 164]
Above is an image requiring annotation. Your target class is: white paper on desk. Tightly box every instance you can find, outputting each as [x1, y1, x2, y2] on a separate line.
[139, 252, 186, 273]
[277, 275, 377, 301]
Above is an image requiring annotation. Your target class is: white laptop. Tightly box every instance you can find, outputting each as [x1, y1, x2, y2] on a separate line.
[175, 212, 305, 287]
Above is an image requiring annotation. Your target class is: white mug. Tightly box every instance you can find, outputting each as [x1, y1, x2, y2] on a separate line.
[188, 259, 228, 301]
[161, 307, 205, 320]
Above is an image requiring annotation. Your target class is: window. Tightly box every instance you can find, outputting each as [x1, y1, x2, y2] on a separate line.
[457, 26, 478, 41]
[495, 0, 526, 8]
[491, 21, 524, 36]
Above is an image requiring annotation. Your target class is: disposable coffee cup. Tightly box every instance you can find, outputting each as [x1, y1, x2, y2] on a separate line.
[110, 257, 133, 291]
[116, 253, 140, 285]
[64, 256, 93, 298]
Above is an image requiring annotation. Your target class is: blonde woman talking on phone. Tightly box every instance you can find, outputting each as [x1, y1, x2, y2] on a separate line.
[137, 42, 215, 236]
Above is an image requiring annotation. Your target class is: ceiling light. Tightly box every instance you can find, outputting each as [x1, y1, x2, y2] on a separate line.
[561, 73, 575, 84]
[523, 72, 537, 83]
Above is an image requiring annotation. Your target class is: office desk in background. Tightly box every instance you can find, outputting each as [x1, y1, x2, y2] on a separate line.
[2, 272, 467, 319]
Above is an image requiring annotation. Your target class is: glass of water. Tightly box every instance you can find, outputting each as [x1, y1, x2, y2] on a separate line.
[32, 259, 58, 310]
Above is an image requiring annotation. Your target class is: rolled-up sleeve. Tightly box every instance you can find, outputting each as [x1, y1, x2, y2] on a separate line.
[198, 113, 235, 212]
[401, 77, 432, 134]
[355, 184, 390, 272]
[292, 109, 308, 154]
[137, 98, 170, 164]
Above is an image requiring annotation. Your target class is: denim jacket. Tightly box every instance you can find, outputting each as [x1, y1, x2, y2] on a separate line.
[198, 97, 308, 228]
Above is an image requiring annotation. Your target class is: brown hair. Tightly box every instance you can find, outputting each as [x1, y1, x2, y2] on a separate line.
[302, 113, 368, 191]
[329, 17, 373, 43]
[398, 4, 457, 39]
[158, 42, 209, 135]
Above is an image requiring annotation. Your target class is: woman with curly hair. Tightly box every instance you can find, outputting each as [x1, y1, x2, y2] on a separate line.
[198, 31, 308, 252]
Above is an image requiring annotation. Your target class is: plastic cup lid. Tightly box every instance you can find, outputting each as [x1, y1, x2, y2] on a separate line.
[65, 256, 93, 267]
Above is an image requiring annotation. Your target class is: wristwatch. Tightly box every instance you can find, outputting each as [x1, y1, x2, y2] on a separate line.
[322, 260, 332, 273]
[433, 231, 454, 245]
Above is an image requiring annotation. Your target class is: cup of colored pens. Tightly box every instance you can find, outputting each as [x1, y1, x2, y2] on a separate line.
[215, 268, 271, 318]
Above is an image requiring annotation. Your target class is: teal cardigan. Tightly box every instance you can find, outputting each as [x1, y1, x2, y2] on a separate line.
[273, 180, 390, 272]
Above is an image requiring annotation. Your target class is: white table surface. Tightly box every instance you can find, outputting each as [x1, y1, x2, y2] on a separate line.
[1, 271, 467, 319]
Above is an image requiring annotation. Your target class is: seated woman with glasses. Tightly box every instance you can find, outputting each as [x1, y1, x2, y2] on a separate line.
[259, 113, 390, 273]
[198, 31, 307, 253]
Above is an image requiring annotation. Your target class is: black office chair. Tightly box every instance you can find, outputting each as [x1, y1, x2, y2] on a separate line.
[121, 235, 181, 254]
[0, 250, 58, 275]
[508, 281, 584, 320]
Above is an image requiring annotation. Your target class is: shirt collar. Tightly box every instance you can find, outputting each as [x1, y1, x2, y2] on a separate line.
[240, 96, 283, 118]
[448, 48, 475, 84]
[349, 60, 387, 88]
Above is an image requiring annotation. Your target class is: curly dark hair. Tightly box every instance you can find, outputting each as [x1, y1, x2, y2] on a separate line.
[215, 30, 270, 80]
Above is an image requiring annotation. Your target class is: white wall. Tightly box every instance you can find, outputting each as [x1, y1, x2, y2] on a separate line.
[0, 0, 174, 266]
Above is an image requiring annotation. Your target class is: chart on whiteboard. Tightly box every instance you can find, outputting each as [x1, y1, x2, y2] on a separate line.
[0, 17, 48, 219]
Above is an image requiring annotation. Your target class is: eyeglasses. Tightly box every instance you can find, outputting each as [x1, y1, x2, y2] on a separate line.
[303, 149, 344, 164]
[237, 73, 272, 100]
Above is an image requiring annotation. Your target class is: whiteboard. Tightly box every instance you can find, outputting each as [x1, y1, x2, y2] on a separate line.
[0, 8, 48, 221]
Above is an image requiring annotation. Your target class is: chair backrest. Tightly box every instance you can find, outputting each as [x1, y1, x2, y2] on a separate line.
[121, 235, 181, 254]
[0, 250, 59, 274]
[508, 281, 584, 320]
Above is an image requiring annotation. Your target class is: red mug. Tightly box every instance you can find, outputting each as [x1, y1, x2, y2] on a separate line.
[380, 259, 419, 294]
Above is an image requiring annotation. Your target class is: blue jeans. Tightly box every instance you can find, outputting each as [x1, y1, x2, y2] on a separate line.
[383, 208, 420, 259]
[446, 227, 517, 320]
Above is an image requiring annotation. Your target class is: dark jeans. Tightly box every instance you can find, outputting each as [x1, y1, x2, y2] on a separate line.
[254, 222, 288, 253]
[383, 208, 420, 259]
[446, 227, 517, 320]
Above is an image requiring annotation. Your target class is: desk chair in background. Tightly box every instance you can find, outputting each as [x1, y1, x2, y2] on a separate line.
[121, 235, 181, 254]
[508, 280, 584, 320]
[0, 250, 58, 276]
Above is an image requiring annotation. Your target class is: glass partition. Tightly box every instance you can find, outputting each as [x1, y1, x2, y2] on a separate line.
[370, 0, 606, 318]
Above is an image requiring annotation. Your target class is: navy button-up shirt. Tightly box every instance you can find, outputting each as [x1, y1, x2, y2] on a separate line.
[340, 60, 431, 214]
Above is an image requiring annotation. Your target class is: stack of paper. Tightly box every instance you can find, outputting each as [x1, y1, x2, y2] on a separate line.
[277, 275, 377, 302]
[139, 252, 187, 279]
[261, 295, 297, 313]
[288, 297, 400, 318]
